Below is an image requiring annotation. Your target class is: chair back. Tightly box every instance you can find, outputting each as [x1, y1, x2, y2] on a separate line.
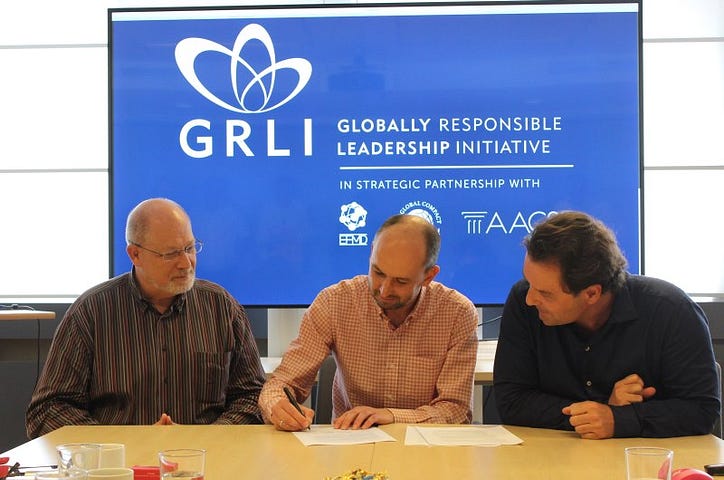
[313, 355, 337, 424]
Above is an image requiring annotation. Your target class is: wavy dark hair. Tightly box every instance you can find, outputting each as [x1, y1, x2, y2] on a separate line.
[524, 211, 628, 294]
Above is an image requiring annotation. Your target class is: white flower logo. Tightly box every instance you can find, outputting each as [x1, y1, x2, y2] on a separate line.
[175, 24, 312, 113]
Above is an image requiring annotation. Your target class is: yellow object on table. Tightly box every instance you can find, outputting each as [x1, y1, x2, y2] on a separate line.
[326, 468, 388, 480]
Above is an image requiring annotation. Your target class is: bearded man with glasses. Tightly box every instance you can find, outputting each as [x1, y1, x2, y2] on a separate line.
[26, 198, 266, 438]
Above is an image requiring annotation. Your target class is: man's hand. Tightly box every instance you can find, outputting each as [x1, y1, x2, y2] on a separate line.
[154, 413, 175, 426]
[608, 373, 656, 406]
[562, 401, 614, 439]
[270, 398, 314, 431]
[333, 406, 394, 430]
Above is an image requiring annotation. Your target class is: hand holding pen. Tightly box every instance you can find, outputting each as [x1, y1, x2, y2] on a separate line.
[280, 386, 312, 431]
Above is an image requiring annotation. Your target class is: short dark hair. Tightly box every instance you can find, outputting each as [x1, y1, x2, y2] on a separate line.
[374, 214, 441, 270]
[524, 211, 628, 294]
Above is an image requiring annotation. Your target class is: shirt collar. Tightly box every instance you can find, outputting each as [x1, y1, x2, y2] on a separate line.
[374, 283, 430, 326]
[605, 274, 636, 325]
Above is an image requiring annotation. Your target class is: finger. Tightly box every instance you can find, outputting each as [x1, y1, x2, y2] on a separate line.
[568, 413, 585, 427]
[360, 414, 378, 429]
[286, 404, 309, 426]
[579, 431, 601, 440]
[351, 410, 372, 430]
[619, 373, 644, 386]
[642, 386, 656, 399]
[564, 401, 589, 416]
[334, 411, 355, 430]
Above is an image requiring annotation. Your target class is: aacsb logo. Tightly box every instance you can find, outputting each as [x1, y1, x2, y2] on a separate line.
[175, 24, 313, 158]
[461, 210, 557, 234]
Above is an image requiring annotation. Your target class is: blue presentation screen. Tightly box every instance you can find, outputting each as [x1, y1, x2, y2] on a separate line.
[109, 2, 642, 306]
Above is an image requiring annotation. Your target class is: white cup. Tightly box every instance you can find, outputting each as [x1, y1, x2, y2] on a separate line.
[99, 443, 126, 468]
[86, 467, 134, 480]
[625, 446, 674, 480]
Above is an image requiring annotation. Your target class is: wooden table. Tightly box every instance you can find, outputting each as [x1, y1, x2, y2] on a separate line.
[4, 423, 722, 480]
[0, 310, 56, 321]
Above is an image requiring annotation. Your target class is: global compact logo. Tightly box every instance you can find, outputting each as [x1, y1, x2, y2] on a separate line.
[400, 201, 443, 232]
[175, 24, 314, 158]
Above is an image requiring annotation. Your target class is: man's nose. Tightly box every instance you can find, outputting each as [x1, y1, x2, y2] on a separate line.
[176, 251, 193, 268]
[379, 278, 394, 296]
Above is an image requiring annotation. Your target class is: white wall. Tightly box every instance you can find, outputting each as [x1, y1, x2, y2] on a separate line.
[0, 0, 722, 303]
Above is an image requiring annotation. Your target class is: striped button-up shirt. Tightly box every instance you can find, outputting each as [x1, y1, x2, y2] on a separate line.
[26, 271, 266, 438]
[259, 275, 478, 424]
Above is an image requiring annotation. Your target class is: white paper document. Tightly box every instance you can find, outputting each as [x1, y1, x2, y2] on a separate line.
[292, 425, 397, 446]
[405, 425, 524, 446]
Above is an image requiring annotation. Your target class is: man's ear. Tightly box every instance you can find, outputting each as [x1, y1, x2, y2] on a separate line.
[422, 265, 441, 286]
[127, 244, 140, 266]
[583, 284, 603, 304]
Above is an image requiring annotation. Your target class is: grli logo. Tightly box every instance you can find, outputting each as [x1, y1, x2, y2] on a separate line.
[175, 23, 312, 113]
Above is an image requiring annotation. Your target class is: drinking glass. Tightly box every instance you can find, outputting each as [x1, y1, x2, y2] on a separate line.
[36, 470, 87, 479]
[158, 449, 205, 480]
[625, 446, 674, 480]
[56, 443, 102, 473]
[99, 443, 126, 468]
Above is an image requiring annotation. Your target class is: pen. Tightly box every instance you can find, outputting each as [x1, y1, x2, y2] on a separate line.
[283, 386, 311, 430]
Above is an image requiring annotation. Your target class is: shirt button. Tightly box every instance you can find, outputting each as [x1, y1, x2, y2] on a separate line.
[586, 380, 592, 387]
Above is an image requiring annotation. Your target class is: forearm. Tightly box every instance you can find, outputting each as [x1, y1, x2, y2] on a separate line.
[213, 394, 264, 425]
[388, 399, 472, 424]
[220, 310, 271, 424]
[26, 395, 99, 438]
[258, 376, 315, 423]
[494, 382, 573, 431]
[26, 314, 96, 438]
[613, 398, 719, 438]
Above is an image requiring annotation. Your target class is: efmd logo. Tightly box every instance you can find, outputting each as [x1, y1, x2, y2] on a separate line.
[175, 24, 313, 158]
[175, 23, 312, 113]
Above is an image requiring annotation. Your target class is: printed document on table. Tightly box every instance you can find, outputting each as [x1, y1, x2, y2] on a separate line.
[406, 425, 524, 446]
[292, 425, 397, 446]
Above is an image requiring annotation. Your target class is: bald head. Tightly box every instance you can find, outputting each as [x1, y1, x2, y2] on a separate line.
[373, 214, 440, 270]
[125, 198, 191, 246]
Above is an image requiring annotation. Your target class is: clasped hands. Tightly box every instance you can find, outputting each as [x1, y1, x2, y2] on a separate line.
[153, 413, 176, 426]
[271, 398, 393, 431]
[562, 373, 656, 440]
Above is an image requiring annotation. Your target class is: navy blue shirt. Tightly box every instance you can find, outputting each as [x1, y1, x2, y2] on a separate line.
[494, 274, 720, 437]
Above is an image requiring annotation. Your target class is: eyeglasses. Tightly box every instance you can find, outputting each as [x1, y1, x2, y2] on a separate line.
[131, 240, 203, 261]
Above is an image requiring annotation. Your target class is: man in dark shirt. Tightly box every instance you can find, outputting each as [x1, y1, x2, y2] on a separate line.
[494, 210, 720, 439]
[26, 198, 266, 438]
